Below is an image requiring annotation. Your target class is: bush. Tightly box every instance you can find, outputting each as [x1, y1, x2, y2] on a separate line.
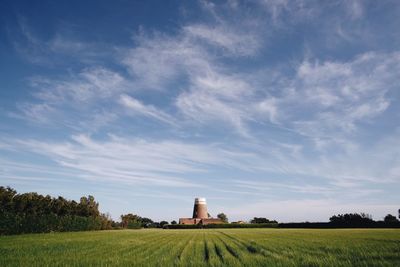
[163, 223, 278, 229]
[0, 212, 105, 235]
[163, 224, 201, 229]
[250, 217, 278, 224]
[278, 221, 400, 228]
[127, 221, 142, 229]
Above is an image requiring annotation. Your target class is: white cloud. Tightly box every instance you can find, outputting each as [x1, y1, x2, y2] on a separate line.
[278, 52, 400, 142]
[175, 69, 259, 136]
[176, 89, 250, 136]
[122, 32, 210, 90]
[14, 102, 55, 123]
[255, 98, 278, 123]
[2, 134, 275, 187]
[32, 67, 126, 103]
[345, 0, 364, 19]
[12, 17, 111, 65]
[14, 67, 128, 129]
[184, 24, 260, 56]
[120, 21, 265, 136]
[119, 94, 176, 125]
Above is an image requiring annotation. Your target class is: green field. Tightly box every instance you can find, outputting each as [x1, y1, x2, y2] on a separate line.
[1, 229, 399, 266]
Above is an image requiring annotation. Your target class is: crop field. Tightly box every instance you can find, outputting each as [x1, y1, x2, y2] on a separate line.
[0, 229, 399, 266]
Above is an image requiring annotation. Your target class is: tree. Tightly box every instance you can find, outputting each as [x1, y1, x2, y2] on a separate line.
[384, 214, 399, 223]
[120, 213, 141, 228]
[217, 213, 228, 223]
[329, 213, 374, 225]
[160, 221, 169, 227]
[100, 213, 113, 230]
[250, 217, 277, 224]
[139, 217, 154, 227]
[170, 220, 177, 225]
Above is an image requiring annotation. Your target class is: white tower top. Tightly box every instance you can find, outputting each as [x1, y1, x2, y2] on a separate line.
[195, 198, 206, 204]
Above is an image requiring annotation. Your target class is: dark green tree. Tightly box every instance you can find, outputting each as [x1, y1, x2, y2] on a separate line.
[250, 217, 277, 224]
[384, 214, 398, 223]
[217, 213, 228, 223]
[120, 213, 141, 228]
[329, 213, 374, 226]
[160, 221, 169, 227]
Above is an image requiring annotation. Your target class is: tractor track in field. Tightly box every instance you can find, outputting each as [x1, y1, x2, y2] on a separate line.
[213, 242, 225, 263]
[203, 239, 210, 262]
[217, 231, 300, 261]
[216, 234, 243, 264]
[176, 233, 195, 262]
[218, 231, 270, 258]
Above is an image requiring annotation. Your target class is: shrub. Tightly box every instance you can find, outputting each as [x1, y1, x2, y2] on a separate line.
[163, 223, 278, 229]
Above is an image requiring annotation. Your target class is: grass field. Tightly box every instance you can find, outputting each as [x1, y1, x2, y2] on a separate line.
[1, 229, 399, 266]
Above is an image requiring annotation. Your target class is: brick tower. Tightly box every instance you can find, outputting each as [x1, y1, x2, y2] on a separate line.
[192, 197, 208, 219]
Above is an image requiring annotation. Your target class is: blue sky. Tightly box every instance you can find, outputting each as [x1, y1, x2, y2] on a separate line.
[1, 0, 400, 222]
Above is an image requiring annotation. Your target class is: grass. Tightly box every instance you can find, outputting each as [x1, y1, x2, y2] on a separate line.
[0, 228, 399, 266]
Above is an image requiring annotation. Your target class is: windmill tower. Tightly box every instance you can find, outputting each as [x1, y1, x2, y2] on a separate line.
[179, 197, 222, 225]
[192, 197, 208, 219]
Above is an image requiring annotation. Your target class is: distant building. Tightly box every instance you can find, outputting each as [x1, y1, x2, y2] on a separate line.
[179, 198, 223, 225]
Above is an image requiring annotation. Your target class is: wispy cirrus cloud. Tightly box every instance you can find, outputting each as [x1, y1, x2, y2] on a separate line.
[31, 67, 126, 103]
[13, 67, 126, 130]
[11, 16, 112, 65]
[1, 134, 273, 188]
[284, 52, 399, 144]
[119, 94, 176, 126]
[183, 24, 261, 56]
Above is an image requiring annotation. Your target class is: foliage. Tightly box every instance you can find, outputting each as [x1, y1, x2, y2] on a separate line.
[163, 224, 201, 229]
[205, 223, 278, 229]
[120, 214, 155, 229]
[217, 213, 228, 223]
[120, 213, 140, 228]
[1, 229, 400, 266]
[164, 223, 278, 229]
[140, 217, 154, 227]
[0, 186, 112, 235]
[250, 217, 278, 224]
[384, 214, 399, 223]
[279, 221, 400, 228]
[147, 222, 161, 228]
[160, 221, 169, 227]
[329, 213, 374, 226]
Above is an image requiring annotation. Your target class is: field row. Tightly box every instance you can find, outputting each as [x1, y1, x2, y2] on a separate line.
[1, 229, 400, 266]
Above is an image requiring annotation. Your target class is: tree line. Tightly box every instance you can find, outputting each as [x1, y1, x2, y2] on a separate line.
[0, 186, 176, 235]
[0, 186, 113, 235]
[118, 213, 170, 229]
[329, 212, 399, 226]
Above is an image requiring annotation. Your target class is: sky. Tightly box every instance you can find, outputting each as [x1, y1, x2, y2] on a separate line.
[0, 0, 400, 223]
